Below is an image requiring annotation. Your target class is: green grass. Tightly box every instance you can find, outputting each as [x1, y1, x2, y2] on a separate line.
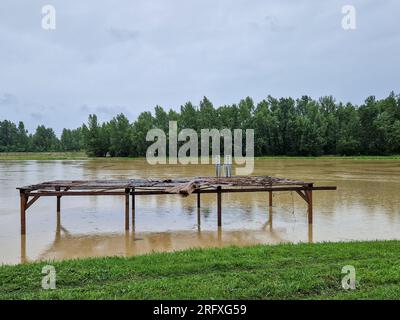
[256, 155, 400, 160]
[1, 152, 400, 161]
[0, 152, 89, 160]
[1, 241, 399, 300]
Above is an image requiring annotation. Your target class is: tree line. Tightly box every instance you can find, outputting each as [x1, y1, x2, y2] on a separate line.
[1, 93, 400, 156]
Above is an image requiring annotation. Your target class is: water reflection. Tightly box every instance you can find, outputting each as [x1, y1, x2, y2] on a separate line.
[0, 158, 399, 265]
[20, 207, 314, 263]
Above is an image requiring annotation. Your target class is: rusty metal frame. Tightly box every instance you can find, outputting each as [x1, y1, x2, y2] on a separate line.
[18, 179, 336, 235]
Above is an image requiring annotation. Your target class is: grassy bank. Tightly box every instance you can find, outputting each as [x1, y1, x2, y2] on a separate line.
[1, 151, 400, 161]
[1, 241, 399, 300]
[257, 155, 400, 160]
[0, 152, 89, 160]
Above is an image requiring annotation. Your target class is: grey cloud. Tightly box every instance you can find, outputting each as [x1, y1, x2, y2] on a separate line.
[0, 93, 18, 106]
[80, 105, 91, 113]
[0, 0, 399, 134]
[108, 28, 140, 42]
[30, 112, 43, 121]
[95, 105, 131, 116]
[263, 15, 294, 33]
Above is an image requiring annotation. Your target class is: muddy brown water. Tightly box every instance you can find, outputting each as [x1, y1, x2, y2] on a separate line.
[1, 159, 400, 265]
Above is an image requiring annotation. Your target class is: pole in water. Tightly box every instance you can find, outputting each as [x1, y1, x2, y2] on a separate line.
[125, 188, 130, 231]
[131, 187, 135, 230]
[20, 234, 26, 264]
[56, 187, 61, 213]
[269, 191, 273, 207]
[217, 186, 222, 227]
[268, 206, 273, 231]
[197, 207, 201, 229]
[20, 190, 26, 235]
[306, 183, 313, 225]
[308, 223, 313, 243]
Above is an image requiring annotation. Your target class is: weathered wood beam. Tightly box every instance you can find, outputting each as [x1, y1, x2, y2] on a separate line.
[56, 187, 61, 213]
[306, 183, 313, 224]
[125, 188, 130, 231]
[217, 186, 222, 227]
[25, 186, 336, 197]
[295, 190, 308, 203]
[131, 187, 135, 229]
[25, 195, 40, 210]
[18, 178, 335, 235]
[20, 190, 27, 235]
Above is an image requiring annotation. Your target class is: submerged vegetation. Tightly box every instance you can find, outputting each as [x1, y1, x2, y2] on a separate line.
[1, 240, 399, 299]
[1, 153, 400, 161]
[1, 92, 400, 157]
[0, 152, 88, 160]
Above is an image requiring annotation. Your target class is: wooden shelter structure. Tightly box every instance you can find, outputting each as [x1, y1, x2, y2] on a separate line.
[17, 176, 336, 235]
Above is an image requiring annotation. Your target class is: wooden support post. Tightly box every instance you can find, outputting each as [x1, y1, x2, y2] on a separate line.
[125, 188, 130, 231]
[20, 234, 27, 264]
[306, 184, 313, 224]
[217, 186, 222, 227]
[56, 211, 61, 242]
[268, 207, 273, 231]
[197, 192, 201, 228]
[56, 187, 61, 213]
[308, 223, 313, 243]
[197, 208, 201, 229]
[20, 190, 27, 235]
[131, 187, 135, 229]
[269, 191, 273, 207]
[124, 230, 130, 256]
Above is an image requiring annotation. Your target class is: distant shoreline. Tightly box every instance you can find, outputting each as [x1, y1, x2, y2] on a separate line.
[1, 152, 400, 161]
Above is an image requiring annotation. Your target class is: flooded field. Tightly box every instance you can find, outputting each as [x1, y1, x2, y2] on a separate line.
[1, 158, 400, 265]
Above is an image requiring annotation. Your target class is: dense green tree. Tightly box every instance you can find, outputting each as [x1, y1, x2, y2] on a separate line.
[0, 120, 18, 151]
[61, 128, 83, 151]
[237, 97, 255, 130]
[253, 100, 273, 155]
[180, 102, 198, 130]
[358, 96, 380, 154]
[82, 114, 109, 156]
[320, 96, 339, 154]
[31, 125, 59, 151]
[336, 103, 361, 155]
[16, 122, 30, 151]
[131, 111, 154, 156]
[153, 106, 169, 132]
[198, 97, 217, 129]
[1, 93, 400, 156]
[297, 99, 327, 156]
[108, 114, 132, 157]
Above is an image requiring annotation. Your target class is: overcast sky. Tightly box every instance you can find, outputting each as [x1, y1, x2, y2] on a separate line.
[0, 0, 399, 134]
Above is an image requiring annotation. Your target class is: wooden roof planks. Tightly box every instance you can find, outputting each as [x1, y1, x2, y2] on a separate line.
[17, 176, 310, 196]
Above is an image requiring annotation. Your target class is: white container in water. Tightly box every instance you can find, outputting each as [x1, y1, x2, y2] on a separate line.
[215, 155, 222, 177]
[224, 155, 232, 177]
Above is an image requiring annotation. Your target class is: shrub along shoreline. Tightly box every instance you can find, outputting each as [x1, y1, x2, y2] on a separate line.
[1, 240, 399, 299]
[1, 152, 400, 161]
[1, 93, 400, 157]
